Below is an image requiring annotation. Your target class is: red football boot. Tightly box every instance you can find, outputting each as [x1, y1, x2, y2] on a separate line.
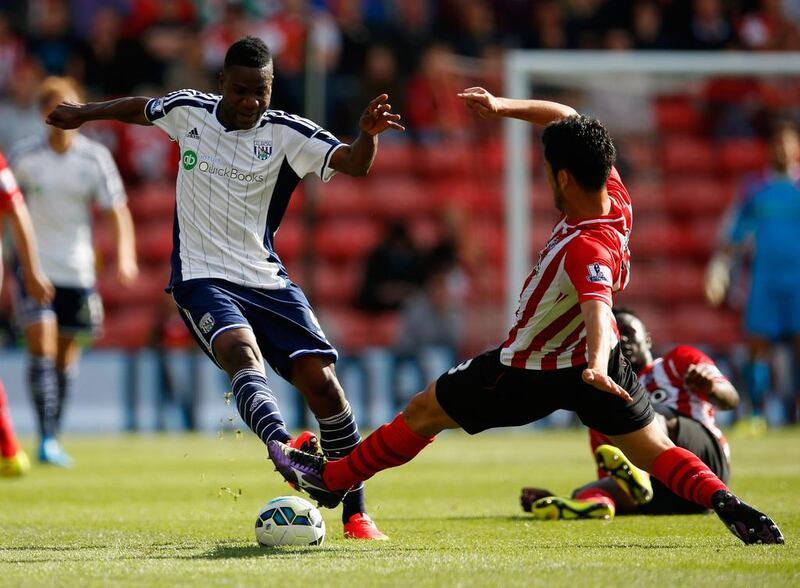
[343, 513, 389, 540]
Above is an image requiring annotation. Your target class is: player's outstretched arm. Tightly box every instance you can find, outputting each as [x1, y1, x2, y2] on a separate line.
[46, 96, 152, 129]
[458, 87, 578, 127]
[5, 201, 53, 304]
[581, 300, 633, 402]
[330, 94, 405, 177]
[684, 363, 739, 410]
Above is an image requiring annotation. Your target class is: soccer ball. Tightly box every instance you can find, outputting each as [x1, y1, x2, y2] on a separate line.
[255, 495, 326, 546]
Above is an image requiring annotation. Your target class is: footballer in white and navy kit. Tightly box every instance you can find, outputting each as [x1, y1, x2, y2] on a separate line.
[10, 76, 138, 468]
[46, 37, 405, 538]
[143, 88, 343, 375]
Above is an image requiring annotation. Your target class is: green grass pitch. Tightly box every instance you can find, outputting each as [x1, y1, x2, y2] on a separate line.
[1, 428, 799, 587]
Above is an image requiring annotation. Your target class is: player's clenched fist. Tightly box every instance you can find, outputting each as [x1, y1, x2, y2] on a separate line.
[458, 87, 502, 118]
[46, 101, 87, 130]
[359, 94, 405, 136]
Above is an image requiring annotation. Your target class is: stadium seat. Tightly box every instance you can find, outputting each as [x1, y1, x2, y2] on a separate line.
[317, 175, 372, 217]
[368, 141, 414, 176]
[310, 262, 362, 306]
[320, 308, 399, 352]
[127, 184, 175, 222]
[654, 97, 703, 133]
[669, 306, 741, 346]
[272, 218, 305, 263]
[98, 265, 166, 309]
[661, 135, 715, 174]
[717, 138, 768, 175]
[624, 178, 664, 214]
[664, 176, 732, 215]
[371, 177, 436, 217]
[135, 219, 174, 265]
[415, 142, 473, 178]
[314, 219, 381, 261]
[433, 178, 502, 217]
[94, 306, 158, 350]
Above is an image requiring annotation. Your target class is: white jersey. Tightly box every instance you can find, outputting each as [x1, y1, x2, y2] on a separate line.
[144, 90, 344, 290]
[9, 134, 126, 288]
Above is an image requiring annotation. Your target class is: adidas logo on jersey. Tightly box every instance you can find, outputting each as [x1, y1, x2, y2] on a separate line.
[186, 127, 200, 140]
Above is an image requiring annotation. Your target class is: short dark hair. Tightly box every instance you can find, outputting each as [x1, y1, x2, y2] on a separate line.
[541, 115, 616, 191]
[613, 306, 642, 324]
[224, 36, 272, 70]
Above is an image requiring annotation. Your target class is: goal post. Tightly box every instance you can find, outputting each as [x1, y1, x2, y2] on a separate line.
[502, 50, 800, 322]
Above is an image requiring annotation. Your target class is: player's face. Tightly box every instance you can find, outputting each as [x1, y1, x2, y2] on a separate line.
[219, 64, 273, 130]
[544, 161, 565, 212]
[771, 128, 800, 171]
[616, 313, 652, 373]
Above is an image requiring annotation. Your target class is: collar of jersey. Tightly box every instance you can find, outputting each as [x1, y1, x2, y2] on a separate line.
[563, 212, 625, 228]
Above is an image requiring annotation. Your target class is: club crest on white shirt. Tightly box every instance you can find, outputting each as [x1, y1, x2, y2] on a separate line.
[586, 263, 612, 284]
[254, 140, 272, 161]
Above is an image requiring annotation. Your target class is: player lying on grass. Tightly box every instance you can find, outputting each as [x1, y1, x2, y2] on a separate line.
[46, 36, 404, 540]
[0, 148, 53, 477]
[521, 307, 739, 520]
[269, 88, 784, 545]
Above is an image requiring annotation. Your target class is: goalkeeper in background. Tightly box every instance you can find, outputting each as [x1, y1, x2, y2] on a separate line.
[705, 120, 800, 429]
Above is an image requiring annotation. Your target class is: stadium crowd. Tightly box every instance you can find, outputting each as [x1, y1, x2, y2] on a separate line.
[1, 0, 800, 144]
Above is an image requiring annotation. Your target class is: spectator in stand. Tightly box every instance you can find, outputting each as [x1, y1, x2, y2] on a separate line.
[358, 221, 423, 313]
[335, 43, 405, 138]
[738, 0, 800, 51]
[164, 26, 216, 94]
[83, 6, 161, 98]
[705, 120, 800, 428]
[376, 0, 433, 77]
[449, 0, 498, 58]
[632, 1, 671, 49]
[0, 60, 46, 151]
[405, 43, 468, 144]
[203, 0, 253, 73]
[258, 0, 340, 113]
[686, 0, 737, 49]
[394, 261, 464, 357]
[0, 11, 26, 95]
[522, 0, 569, 50]
[27, 0, 89, 76]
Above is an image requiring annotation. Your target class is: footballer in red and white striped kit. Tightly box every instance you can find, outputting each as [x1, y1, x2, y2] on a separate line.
[522, 308, 740, 519]
[269, 89, 785, 545]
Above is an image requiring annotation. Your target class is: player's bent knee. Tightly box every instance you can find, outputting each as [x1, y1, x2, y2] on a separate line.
[215, 336, 262, 376]
[403, 383, 448, 437]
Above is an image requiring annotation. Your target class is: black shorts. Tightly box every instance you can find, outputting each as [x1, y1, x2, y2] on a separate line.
[639, 412, 730, 515]
[16, 281, 103, 336]
[435, 345, 654, 436]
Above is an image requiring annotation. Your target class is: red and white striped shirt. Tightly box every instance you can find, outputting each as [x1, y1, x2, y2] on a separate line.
[639, 345, 730, 459]
[0, 150, 23, 284]
[501, 167, 632, 370]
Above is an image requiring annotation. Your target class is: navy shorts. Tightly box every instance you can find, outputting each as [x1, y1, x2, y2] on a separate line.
[16, 277, 103, 336]
[171, 278, 337, 378]
[435, 345, 654, 436]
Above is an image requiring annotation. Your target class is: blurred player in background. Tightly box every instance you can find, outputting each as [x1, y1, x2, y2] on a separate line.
[46, 37, 404, 539]
[0, 149, 53, 477]
[705, 121, 800, 430]
[521, 308, 739, 519]
[9, 76, 138, 467]
[270, 88, 784, 545]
